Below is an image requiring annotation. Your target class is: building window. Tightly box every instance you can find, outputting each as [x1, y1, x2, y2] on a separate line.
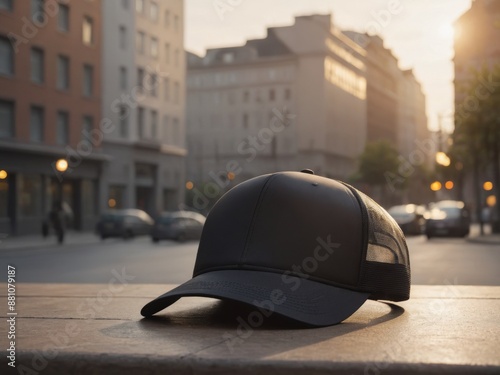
[135, 0, 144, 14]
[172, 118, 179, 145]
[149, 73, 158, 96]
[174, 15, 179, 32]
[121, 0, 129, 9]
[162, 115, 169, 142]
[164, 77, 170, 101]
[58, 4, 69, 32]
[82, 179, 97, 216]
[165, 10, 170, 27]
[137, 67, 145, 91]
[82, 16, 94, 45]
[174, 82, 180, 104]
[82, 115, 93, 146]
[165, 43, 170, 63]
[150, 1, 158, 21]
[285, 88, 291, 100]
[119, 105, 128, 137]
[31, 0, 45, 25]
[137, 31, 145, 54]
[0, 0, 13, 11]
[120, 66, 127, 90]
[269, 89, 275, 101]
[30, 47, 44, 84]
[57, 55, 69, 90]
[56, 111, 69, 145]
[151, 110, 158, 138]
[0, 36, 14, 76]
[119, 26, 127, 49]
[174, 49, 180, 67]
[19, 175, 42, 217]
[30, 106, 44, 142]
[108, 185, 125, 209]
[242, 113, 248, 129]
[150, 37, 158, 58]
[137, 106, 145, 139]
[0, 100, 14, 138]
[83, 64, 93, 97]
[243, 91, 249, 103]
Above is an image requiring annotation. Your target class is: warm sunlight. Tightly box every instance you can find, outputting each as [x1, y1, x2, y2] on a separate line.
[439, 23, 455, 40]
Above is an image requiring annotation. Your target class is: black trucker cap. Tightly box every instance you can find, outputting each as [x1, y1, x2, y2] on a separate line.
[141, 170, 410, 326]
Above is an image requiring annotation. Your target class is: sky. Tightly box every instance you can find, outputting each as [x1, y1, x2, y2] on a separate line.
[184, 0, 473, 133]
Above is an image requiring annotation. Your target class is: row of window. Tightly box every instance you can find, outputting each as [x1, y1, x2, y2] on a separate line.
[132, 106, 180, 144]
[0, 0, 95, 45]
[132, 0, 180, 31]
[0, 37, 95, 96]
[135, 30, 181, 66]
[188, 68, 295, 89]
[189, 87, 292, 107]
[0, 99, 93, 145]
[190, 109, 293, 132]
[128, 67, 181, 104]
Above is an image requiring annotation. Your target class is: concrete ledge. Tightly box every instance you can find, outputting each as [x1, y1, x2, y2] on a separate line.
[1, 284, 499, 374]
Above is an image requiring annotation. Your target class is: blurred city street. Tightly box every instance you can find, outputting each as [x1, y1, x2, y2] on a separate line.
[1, 225, 499, 286]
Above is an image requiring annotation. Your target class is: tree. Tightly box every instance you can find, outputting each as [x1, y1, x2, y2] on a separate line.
[451, 64, 500, 232]
[355, 140, 400, 186]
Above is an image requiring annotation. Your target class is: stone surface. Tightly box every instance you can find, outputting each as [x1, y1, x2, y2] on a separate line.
[0, 284, 499, 374]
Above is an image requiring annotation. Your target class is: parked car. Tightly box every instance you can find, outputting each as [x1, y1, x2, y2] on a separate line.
[387, 204, 426, 235]
[152, 211, 206, 242]
[96, 209, 154, 240]
[425, 201, 470, 239]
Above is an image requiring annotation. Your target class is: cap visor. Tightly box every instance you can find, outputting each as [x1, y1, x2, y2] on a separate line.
[141, 270, 369, 327]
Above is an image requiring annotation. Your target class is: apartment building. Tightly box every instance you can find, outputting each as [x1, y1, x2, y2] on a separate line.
[0, 0, 104, 234]
[186, 14, 367, 188]
[100, 0, 186, 214]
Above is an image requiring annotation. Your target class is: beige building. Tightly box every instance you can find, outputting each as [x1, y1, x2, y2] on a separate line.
[186, 14, 367, 189]
[344, 32, 429, 160]
[100, 0, 186, 214]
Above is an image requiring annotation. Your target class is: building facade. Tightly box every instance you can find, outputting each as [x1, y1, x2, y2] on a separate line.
[453, 0, 500, 213]
[100, 0, 186, 215]
[0, 0, 105, 234]
[186, 14, 367, 190]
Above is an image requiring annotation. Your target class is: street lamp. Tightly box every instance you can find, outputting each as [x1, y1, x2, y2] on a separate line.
[483, 181, 493, 191]
[0, 170, 7, 180]
[436, 152, 451, 167]
[54, 159, 68, 203]
[55, 159, 68, 173]
[430, 181, 442, 191]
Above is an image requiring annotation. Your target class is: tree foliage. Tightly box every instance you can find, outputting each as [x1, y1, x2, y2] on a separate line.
[355, 140, 400, 186]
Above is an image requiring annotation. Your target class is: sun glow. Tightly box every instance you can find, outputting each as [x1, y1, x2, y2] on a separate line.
[438, 24, 455, 40]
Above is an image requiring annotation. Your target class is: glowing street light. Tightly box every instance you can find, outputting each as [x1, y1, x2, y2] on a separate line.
[185, 181, 194, 190]
[430, 181, 442, 191]
[435, 152, 451, 167]
[483, 181, 493, 191]
[486, 195, 497, 207]
[0, 170, 7, 180]
[55, 159, 68, 173]
[445, 181, 454, 190]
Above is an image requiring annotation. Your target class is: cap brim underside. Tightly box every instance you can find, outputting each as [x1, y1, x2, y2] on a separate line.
[141, 270, 369, 327]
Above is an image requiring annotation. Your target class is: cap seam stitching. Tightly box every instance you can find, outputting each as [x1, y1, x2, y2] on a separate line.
[239, 174, 277, 266]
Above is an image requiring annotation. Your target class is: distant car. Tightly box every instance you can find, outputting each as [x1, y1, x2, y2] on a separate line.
[425, 201, 470, 239]
[387, 204, 426, 235]
[151, 211, 206, 242]
[96, 209, 154, 240]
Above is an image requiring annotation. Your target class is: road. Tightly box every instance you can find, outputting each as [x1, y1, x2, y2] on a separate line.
[1, 231, 499, 286]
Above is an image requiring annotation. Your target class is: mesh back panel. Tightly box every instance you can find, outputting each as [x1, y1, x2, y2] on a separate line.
[357, 190, 411, 301]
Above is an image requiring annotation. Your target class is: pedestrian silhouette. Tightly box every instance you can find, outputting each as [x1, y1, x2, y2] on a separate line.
[48, 201, 66, 244]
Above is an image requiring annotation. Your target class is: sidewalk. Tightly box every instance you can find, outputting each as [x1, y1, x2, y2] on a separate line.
[2, 283, 498, 374]
[467, 233, 500, 245]
[0, 231, 99, 251]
